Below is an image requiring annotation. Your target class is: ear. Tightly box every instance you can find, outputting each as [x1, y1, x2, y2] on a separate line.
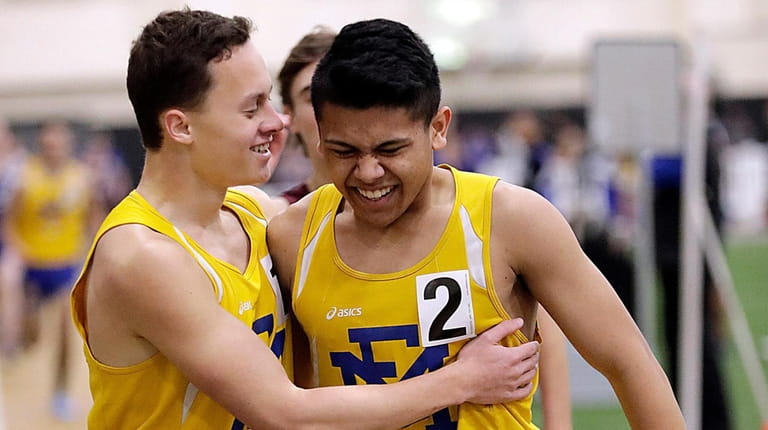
[162, 109, 193, 145]
[430, 106, 452, 151]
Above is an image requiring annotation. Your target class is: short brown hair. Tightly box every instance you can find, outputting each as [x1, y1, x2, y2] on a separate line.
[277, 26, 336, 110]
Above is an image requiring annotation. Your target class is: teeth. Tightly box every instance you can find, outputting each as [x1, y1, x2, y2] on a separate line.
[251, 143, 269, 153]
[358, 186, 393, 200]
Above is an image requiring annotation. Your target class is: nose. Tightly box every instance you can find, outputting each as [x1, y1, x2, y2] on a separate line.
[355, 154, 384, 183]
[260, 103, 286, 137]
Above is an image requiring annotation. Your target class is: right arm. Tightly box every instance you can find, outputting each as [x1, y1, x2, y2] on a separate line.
[87, 224, 537, 430]
[496, 184, 684, 429]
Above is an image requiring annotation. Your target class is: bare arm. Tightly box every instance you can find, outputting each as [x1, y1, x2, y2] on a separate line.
[291, 314, 314, 388]
[88, 224, 538, 430]
[496, 184, 685, 429]
[537, 307, 572, 430]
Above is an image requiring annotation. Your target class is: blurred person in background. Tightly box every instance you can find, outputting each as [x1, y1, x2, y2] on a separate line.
[277, 27, 573, 428]
[276, 25, 336, 204]
[82, 129, 133, 211]
[532, 120, 635, 315]
[4, 119, 104, 421]
[0, 118, 26, 355]
[475, 112, 530, 186]
[477, 109, 552, 190]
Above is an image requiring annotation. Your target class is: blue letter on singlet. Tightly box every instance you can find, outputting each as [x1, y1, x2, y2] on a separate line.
[329, 324, 456, 429]
[251, 314, 285, 358]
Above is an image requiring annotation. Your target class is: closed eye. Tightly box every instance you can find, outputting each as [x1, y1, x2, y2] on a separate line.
[331, 148, 356, 158]
[243, 94, 272, 118]
[378, 145, 406, 155]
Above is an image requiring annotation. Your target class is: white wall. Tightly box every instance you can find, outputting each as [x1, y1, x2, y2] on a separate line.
[0, 0, 767, 124]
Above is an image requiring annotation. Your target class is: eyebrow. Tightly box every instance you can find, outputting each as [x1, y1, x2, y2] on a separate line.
[239, 85, 273, 108]
[299, 85, 311, 95]
[324, 138, 411, 148]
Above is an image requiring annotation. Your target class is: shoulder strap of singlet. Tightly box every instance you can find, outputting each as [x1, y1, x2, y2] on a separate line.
[224, 188, 267, 226]
[441, 165, 499, 289]
[293, 184, 342, 301]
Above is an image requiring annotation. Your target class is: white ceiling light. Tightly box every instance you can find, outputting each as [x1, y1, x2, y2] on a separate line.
[433, 0, 498, 27]
[430, 37, 469, 70]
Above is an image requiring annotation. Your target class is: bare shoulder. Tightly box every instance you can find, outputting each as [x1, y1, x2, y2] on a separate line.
[86, 223, 210, 365]
[88, 223, 204, 322]
[266, 192, 313, 289]
[268, 193, 312, 238]
[491, 181, 564, 224]
[90, 223, 194, 290]
[491, 181, 578, 266]
[229, 185, 288, 220]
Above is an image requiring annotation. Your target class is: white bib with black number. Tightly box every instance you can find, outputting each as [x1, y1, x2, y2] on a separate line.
[416, 270, 476, 347]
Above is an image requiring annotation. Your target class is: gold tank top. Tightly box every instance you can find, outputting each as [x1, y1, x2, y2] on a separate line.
[293, 166, 540, 429]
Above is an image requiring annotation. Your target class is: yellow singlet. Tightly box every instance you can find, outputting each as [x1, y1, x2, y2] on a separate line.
[71, 189, 291, 429]
[13, 157, 91, 266]
[293, 165, 540, 430]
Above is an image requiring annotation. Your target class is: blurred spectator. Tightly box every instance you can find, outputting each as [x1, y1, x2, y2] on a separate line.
[533, 121, 635, 315]
[720, 103, 768, 233]
[82, 129, 133, 210]
[0, 118, 26, 355]
[3, 120, 104, 421]
[517, 110, 551, 189]
[275, 25, 336, 203]
[457, 123, 496, 172]
[475, 115, 527, 185]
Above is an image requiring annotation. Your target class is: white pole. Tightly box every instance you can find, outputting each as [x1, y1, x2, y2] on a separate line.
[634, 150, 657, 349]
[679, 37, 709, 430]
[702, 208, 768, 422]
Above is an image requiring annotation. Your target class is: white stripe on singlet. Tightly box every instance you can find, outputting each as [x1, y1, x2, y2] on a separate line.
[181, 383, 198, 424]
[296, 213, 331, 299]
[459, 205, 487, 289]
[173, 226, 225, 303]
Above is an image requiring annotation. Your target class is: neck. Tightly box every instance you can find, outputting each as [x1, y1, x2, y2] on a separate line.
[41, 156, 67, 172]
[136, 153, 227, 230]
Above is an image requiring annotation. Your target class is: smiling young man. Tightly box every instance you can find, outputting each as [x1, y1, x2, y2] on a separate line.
[267, 18, 686, 429]
[69, 9, 541, 429]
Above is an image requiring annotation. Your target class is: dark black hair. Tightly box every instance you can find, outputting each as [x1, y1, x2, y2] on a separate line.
[311, 18, 441, 128]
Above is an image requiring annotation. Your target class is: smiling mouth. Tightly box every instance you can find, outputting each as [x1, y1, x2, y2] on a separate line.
[250, 143, 270, 153]
[356, 186, 394, 200]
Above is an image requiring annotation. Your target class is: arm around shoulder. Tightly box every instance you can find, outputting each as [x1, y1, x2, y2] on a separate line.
[84, 198, 550, 429]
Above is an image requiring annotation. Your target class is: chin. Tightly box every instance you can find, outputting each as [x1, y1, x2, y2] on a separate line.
[249, 172, 271, 187]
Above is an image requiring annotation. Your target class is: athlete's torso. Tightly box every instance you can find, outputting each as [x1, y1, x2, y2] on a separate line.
[13, 156, 91, 266]
[293, 166, 539, 430]
[71, 189, 291, 430]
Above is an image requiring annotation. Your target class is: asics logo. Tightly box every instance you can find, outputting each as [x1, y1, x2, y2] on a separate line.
[326, 306, 362, 320]
[238, 301, 253, 315]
